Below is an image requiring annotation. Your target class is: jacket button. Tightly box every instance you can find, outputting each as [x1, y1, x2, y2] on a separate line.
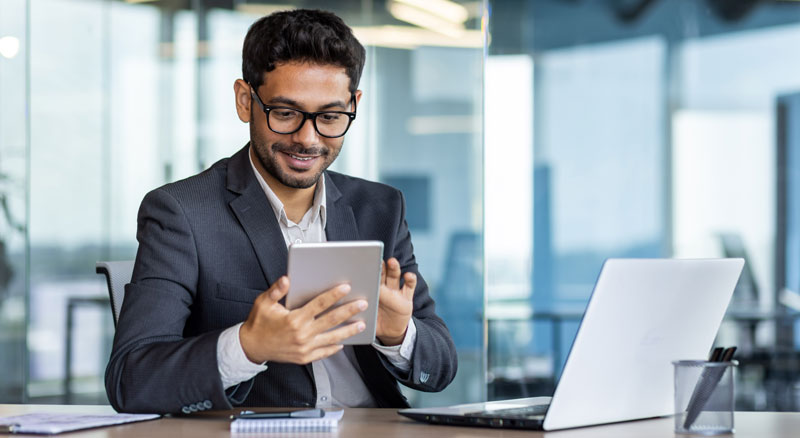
[203, 400, 213, 409]
[181, 406, 191, 414]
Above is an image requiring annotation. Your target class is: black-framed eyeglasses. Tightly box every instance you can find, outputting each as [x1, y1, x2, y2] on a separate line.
[249, 85, 357, 138]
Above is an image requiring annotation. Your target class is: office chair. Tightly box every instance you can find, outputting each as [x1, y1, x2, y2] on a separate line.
[63, 261, 133, 402]
[95, 260, 135, 327]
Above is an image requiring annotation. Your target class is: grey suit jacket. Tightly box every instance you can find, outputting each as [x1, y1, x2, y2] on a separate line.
[104, 145, 458, 414]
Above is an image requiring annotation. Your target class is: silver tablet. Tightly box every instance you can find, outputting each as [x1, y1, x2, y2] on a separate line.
[286, 241, 384, 345]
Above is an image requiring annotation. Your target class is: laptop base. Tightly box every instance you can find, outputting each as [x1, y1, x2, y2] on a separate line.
[398, 411, 545, 430]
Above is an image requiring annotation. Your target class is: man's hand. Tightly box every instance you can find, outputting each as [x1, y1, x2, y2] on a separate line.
[376, 258, 416, 346]
[239, 276, 368, 364]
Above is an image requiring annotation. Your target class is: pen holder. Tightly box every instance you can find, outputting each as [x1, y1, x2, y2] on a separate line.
[673, 360, 737, 435]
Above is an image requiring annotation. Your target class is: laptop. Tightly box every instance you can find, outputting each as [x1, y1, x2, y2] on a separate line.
[399, 258, 744, 431]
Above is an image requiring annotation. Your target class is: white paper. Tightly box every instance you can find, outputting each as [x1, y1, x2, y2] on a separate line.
[0, 412, 160, 434]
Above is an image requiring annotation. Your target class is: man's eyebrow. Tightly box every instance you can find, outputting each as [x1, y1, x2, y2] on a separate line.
[266, 96, 301, 107]
[267, 96, 349, 111]
[318, 100, 348, 111]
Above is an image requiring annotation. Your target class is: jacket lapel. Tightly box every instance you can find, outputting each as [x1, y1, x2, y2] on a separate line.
[226, 145, 288, 286]
[324, 173, 360, 242]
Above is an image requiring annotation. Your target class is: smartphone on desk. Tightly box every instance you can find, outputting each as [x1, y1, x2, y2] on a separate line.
[285, 241, 383, 345]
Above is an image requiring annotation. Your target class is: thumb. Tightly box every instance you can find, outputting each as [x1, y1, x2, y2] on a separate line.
[268, 276, 290, 302]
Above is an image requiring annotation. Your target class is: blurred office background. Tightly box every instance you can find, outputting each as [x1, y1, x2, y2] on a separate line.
[2, 0, 800, 412]
[0, 0, 485, 406]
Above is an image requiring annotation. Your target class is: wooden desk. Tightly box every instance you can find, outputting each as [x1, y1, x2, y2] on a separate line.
[2, 404, 800, 437]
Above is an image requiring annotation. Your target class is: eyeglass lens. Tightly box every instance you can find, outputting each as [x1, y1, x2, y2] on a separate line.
[269, 109, 350, 137]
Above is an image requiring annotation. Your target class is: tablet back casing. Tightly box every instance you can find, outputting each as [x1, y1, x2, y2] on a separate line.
[286, 241, 384, 345]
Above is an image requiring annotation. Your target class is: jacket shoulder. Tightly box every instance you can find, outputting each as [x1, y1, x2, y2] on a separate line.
[326, 171, 402, 204]
[155, 157, 229, 197]
[142, 157, 230, 214]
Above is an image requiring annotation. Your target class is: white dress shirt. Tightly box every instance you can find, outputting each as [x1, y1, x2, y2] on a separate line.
[215, 151, 417, 407]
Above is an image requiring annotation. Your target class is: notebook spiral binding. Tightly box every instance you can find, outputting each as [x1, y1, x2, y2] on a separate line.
[230, 411, 342, 434]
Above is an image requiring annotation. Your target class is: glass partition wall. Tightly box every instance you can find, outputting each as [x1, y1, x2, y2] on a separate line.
[0, 0, 29, 404]
[0, 0, 484, 405]
[485, 0, 800, 410]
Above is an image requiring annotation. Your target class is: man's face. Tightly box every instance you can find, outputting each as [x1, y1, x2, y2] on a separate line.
[248, 62, 357, 189]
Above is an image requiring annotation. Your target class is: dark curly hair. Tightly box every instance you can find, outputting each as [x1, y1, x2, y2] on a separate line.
[242, 9, 366, 93]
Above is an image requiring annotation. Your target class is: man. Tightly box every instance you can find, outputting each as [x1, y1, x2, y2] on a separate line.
[105, 9, 457, 414]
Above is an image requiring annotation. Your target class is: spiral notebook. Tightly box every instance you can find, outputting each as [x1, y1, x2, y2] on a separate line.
[230, 410, 343, 433]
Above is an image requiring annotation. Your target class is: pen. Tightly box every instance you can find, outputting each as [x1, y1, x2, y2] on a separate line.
[720, 346, 737, 362]
[231, 408, 325, 420]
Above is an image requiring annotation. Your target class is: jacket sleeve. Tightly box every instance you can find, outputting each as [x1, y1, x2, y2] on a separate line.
[104, 188, 237, 414]
[376, 192, 458, 392]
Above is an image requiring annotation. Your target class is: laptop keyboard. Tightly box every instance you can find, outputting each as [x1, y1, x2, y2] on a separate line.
[468, 404, 549, 419]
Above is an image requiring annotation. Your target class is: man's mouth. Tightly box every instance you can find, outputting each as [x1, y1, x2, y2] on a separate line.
[281, 151, 321, 170]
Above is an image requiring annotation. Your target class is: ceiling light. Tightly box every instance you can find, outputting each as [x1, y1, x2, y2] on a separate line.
[351, 25, 481, 49]
[394, 0, 469, 24]
[388, 2, 466, 38]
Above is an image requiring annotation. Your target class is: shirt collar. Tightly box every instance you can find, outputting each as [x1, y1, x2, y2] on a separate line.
[248, 147, 327, 229]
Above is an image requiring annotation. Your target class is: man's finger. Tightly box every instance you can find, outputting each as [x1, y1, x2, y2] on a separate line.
[310, 299, 367, 333]
[380, 260, 387, 285]
[313, 321, 366, 347]
[402, 272, 417, 300]
[297, 284, 350, 320]
[268, 276, 290, 302]
[385, 257, 401, 290]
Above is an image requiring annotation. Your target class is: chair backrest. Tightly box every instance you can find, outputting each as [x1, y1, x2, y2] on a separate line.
[96, 260, 135, 327]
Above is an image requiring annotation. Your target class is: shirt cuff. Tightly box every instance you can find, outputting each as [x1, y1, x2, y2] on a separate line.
[372, 318, 417, 372]
[217, 322, 268, 389]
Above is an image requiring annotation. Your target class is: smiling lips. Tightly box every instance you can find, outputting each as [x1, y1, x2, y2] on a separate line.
[282, 151, 320, 170]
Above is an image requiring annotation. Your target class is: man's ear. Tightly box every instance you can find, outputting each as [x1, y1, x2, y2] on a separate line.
[354, 89, 363, 108]
[234, 79, 252, 123]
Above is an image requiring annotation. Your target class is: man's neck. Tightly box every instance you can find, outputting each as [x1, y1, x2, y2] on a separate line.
[250, 148, 316, 223]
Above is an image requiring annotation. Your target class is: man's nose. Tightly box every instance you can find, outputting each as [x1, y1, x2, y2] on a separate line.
[291, 117, 319, 146]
